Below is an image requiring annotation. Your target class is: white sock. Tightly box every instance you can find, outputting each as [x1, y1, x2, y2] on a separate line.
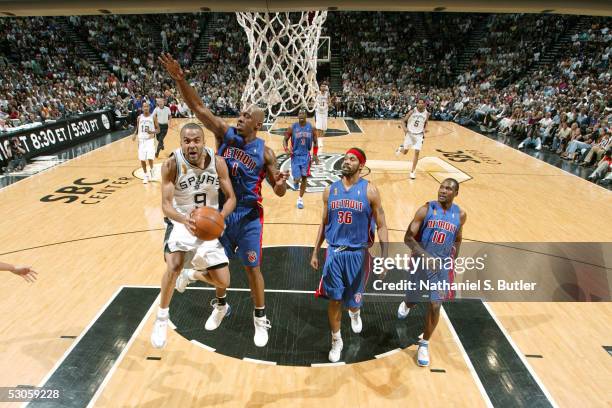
[419, 339, 429, 346]
[186, 269, 197, 280]
[157, 307, 169, 319]
[332, 330, 341, 340]
[349, 309, 360, 318]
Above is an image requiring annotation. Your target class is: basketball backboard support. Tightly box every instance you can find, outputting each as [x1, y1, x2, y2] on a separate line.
[317, 36, 330, 63]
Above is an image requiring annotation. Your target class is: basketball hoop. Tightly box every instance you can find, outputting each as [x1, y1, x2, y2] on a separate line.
[236, 11, 328, 119]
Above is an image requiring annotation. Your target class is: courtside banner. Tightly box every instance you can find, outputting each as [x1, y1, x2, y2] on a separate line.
[365, 242, 612, 302]
[0, 110, 114, 167]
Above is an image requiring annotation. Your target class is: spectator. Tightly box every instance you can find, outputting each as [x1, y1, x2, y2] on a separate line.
[587, 148, 612, 184]
[580, 130, 611, 166]
[4, 137, 27, 173]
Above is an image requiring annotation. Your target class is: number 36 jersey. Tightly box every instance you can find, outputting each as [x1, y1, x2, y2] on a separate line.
[173, 147, 220, 215]
[325, 178, 372, 248]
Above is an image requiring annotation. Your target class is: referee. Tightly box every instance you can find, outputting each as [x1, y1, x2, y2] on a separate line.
[153, 98, 171, 158]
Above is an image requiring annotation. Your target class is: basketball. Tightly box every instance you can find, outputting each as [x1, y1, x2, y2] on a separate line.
[192, 207, 224, 240]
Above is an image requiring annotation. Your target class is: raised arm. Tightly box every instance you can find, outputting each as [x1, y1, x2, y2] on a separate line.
[264, 146, 288, 197]
[158, 53, 228, 142]
[367, 182, 388, 260]
[310, 186, 330, 270]
[215, 155, 236, 219]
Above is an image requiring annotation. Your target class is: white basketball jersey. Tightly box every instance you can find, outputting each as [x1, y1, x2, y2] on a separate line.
[408, 108, 428, 134]
[173, 147, 220, 215]
[138, 114, 155, 140]
[315, 91, 329, 115]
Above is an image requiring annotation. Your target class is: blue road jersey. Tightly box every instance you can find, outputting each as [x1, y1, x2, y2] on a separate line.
[418, 201, 461, 259]
[325, 178, 372, 248]
[291, 122, 314, 157]
[218, 127, 265, 205]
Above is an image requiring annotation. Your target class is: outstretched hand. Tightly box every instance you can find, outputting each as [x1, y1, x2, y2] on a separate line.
[158, 53, 185, 81]
[11, 266, 37, 283]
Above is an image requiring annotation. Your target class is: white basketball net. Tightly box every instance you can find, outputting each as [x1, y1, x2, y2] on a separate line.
[236, 11, 328, 119]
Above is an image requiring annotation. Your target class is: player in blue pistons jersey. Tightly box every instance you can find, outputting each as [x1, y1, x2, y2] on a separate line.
[160, 53, 289, 348]
[283, 109, 319, 209]
[398, 178, 467, 367]
[311, 147, 389, 363]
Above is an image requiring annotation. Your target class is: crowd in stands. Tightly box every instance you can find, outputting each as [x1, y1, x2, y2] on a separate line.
[154, 13, 201, 66]
[0, 13, 609, 182]
[0, 14, 205, 134]
[457, 14, 574, 89]
[325, 14, 610, 184]
[0, 17, 122, 131]
[189, 13, 247, 117]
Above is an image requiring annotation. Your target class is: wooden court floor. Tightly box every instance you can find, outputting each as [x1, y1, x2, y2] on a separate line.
[0, 118, 610, 407]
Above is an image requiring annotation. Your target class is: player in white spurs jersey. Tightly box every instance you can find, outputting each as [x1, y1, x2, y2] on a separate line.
[396, 98, 429, 180]
[315, 84, 330, 147]
[151, 123, 237, 349]
[132, 102, 159, 184]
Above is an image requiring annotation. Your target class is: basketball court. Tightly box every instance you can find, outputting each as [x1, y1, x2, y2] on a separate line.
[1, 116, 610, 407]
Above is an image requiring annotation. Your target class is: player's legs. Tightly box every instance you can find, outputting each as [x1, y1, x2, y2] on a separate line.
[417, 301, 441, 367]
[244, 265, 265, 308]
[327, 300, 344, 363]
[146, 139, 155, 177]
[201, 265, 232, 330]
[299, 176, 307, 198]
[244, 264, 271, 346]
[322, 250, 350, 362]
[327, 300, 343, 333]
[151, 250, 185, 348]
[236, 209, 265, 307]
[399, 265, 448, 366]
[342, 250, 366, 334]
[179, 238, 232, 330]
[315, 113, 327, 147]
[291, 158, 301, 190]
[296, 161, 308, 208]
[234, 207, 270, 346]
[398, 132, 414, 155]
[139, 140, 155, 183]
[423, 302, 441, 341]
[409, 133, 423, 179]
[160, 251, 185, 308]
[410, 149, 420, 179]
[156, 124, 168, 157]
[191, 267, 229, 291]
